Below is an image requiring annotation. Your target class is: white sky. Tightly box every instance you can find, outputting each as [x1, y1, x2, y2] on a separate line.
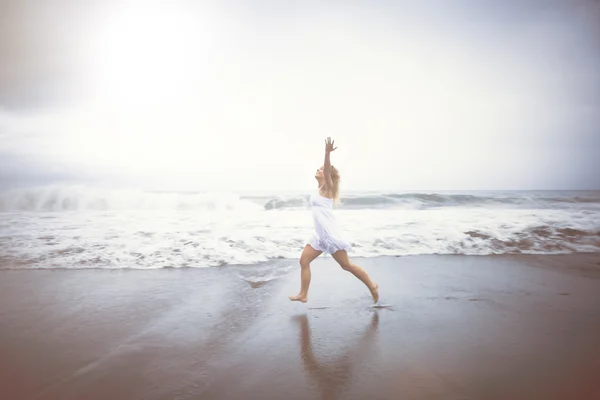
[0, 0, 599, 191]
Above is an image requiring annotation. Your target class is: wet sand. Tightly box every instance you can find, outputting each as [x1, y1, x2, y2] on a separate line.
[1, 254, 599, 400]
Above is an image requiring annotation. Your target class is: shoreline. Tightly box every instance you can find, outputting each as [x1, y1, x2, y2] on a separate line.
[1, 252, 599, 271]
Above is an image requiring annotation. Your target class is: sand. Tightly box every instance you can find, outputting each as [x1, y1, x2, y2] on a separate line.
[1, 254, 599, 400]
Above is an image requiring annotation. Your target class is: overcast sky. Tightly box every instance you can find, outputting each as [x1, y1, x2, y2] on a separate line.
[1, 0, 599, 192]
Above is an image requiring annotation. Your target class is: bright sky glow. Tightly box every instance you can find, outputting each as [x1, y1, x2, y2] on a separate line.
[0, 0, 599, 191]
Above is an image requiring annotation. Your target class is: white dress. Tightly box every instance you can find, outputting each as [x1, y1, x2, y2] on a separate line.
[308, 191, 352, 254]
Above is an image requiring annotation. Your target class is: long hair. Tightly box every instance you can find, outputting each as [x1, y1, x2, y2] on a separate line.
[331, 165, 341, 204]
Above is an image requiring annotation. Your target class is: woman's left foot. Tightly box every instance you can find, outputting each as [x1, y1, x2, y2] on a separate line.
[369, 283, 379, 303]
[289, 293, 308, 303]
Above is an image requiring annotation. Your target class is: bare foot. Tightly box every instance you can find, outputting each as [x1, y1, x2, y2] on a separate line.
[369, 283, 379, 303]
[289, 293, 308, 303]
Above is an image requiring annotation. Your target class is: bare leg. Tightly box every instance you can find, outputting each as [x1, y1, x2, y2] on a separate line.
[289, 245, 322, 302]
[332, 250, 379, 303]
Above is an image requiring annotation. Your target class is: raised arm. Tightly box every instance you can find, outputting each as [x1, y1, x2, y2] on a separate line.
[323, 137, 337, 189]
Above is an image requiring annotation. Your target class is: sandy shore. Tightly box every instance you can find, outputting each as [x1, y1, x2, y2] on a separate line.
[1, 254, 599, 400]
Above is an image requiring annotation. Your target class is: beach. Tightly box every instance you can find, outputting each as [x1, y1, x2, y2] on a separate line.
[1, 254, 599, 400]
[2, 0, 600, 397]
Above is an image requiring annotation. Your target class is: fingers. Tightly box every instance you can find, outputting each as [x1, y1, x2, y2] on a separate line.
[324, 137, 336, 149]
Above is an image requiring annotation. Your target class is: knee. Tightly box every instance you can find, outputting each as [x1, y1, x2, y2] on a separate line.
[339, 262, 353, 271]
[299, 259, 311, 269]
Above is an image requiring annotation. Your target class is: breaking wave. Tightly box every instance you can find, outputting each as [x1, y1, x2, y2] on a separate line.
[0, 185, 261, 212]
[0, 186, 598, 269]
[262, 192, 600, 210]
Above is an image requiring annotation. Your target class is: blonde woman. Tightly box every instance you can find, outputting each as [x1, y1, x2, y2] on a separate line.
[289, 137, 379, 303]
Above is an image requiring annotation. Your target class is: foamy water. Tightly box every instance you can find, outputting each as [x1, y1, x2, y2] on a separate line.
[0, 186, 599, 269]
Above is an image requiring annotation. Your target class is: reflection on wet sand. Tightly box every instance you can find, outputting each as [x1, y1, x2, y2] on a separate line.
[293, 312, 380, 400]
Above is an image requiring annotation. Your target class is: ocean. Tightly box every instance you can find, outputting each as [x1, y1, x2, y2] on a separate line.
[0, 185, 599, 269]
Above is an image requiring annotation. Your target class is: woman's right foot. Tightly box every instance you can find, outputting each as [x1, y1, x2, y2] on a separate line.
[288, 293, 308, 303]
[369, 283, 379, 303]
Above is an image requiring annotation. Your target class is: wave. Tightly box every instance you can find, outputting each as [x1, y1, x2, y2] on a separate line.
[463, 226, 600, 253]
[0, 185, 262, 212]
[264, 196, 308, 210]
[262, 192, 600, 210]
[2, 186, 599, 213]
[1, 206, 598, 269]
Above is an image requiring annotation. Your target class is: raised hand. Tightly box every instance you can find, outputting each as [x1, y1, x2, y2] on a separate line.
[325, 137, 337, 153]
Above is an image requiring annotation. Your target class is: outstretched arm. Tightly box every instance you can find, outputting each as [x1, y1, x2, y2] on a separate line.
[323, 137, 337, 189]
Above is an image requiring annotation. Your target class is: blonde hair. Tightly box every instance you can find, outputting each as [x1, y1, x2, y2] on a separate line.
[331, 165, 341, 204]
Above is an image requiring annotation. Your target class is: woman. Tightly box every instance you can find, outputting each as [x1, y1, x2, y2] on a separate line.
[289, 137, 379, 304]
